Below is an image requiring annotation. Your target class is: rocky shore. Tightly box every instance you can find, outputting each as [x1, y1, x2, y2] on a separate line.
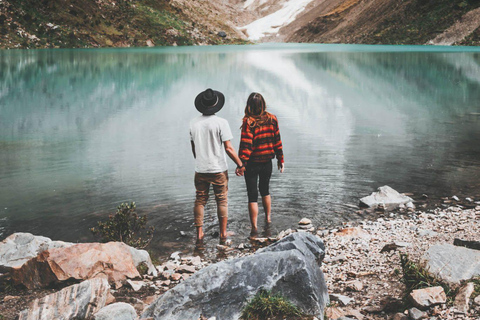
[0, 191, 479, 319]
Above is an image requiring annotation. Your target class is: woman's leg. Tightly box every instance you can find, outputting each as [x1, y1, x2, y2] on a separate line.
[259, 161, 273, 222]
[244, 164, 259, 237]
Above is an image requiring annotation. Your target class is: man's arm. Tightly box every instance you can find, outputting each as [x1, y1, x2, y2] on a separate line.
[191, 140, 196, 159]
[224, 140, 243, 168]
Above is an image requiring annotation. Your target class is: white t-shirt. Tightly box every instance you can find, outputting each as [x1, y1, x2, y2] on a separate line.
[190, 115, 233, 173]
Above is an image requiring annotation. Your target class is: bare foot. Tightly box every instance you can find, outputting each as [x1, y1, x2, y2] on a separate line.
[248, 228, 258, 240]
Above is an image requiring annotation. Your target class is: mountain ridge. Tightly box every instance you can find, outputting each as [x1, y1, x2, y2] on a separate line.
[1, 0, 480, 49]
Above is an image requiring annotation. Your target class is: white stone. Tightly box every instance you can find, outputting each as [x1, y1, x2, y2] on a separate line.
[94, 302, 137, 320]
[0, 233, 72, 270]
[359, 186, 413, 208]
[126, 280, 144, 291]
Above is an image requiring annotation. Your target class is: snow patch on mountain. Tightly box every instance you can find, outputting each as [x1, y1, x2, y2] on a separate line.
[240, 0, 315, 40]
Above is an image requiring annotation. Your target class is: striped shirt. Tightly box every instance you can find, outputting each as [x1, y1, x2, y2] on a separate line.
[239, 114, 284, 164]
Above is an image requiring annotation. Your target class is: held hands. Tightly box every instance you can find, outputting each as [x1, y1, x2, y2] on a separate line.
[235, 165, 246, 176]
[278, 161, 285, 173]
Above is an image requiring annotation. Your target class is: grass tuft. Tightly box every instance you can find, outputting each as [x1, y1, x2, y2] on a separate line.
[241, 289, 304, 320]
[399, 253, 454, 301]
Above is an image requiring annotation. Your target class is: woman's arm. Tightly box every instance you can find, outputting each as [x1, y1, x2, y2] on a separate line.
[239, 118, 253, 163]
[273, 117, 284, 168]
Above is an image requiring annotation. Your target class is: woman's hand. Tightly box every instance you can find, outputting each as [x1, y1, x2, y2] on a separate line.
[278, 161, 284, 173]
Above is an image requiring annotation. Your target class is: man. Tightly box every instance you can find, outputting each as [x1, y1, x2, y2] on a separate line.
[190, 88, 244, 245]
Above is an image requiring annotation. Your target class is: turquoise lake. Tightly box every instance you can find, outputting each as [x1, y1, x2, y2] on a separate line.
[1, 44, 480, 256]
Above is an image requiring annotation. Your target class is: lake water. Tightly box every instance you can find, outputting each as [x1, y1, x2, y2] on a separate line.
[1, 44, 480, 257]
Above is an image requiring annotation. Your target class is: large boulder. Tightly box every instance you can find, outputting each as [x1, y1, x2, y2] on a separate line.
[18, 278, 110, 320]
[421, 243, 480, 284]
[359, 186, 413, 209]
[0, 233, 72, 272]
[12, 241, 157, 289]
[141, 232, 328, 320]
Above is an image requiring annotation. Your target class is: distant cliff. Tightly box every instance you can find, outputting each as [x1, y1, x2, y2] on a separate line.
[1, 0, 480, 49]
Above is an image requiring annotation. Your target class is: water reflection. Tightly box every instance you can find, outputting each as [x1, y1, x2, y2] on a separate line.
[0, 45, 479, 256]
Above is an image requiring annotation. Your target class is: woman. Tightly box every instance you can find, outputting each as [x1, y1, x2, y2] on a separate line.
[237, 92, 284, 238]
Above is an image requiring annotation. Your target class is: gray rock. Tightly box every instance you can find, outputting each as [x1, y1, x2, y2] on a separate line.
[474, 295, 480, 306]
[359, 186, 413, 209]
[409, 286, 446, 309]
[330, 293, 354, 306]
[408, 307, 427, 320]
[217, 31, 227, 38]
[18, 278, 110, 320]
[94, 302, 137, 320]
[128, 246, 158, 277]
[392, 313, 408, 320]
[417, 229, 438, 237]
[0, 233, 72, 271]
[141, 232, 328, 320]
[422, 244, 480, 283]
[453, 282, 475, 313]
[452, 195, 460, 201]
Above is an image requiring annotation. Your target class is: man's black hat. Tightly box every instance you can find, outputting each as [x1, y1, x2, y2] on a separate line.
[194, 88, 225, 115]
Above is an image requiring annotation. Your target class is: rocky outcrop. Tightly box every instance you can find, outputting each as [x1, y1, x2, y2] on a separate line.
[0, 233, 72, 271]
[428, 7, 480, 45]
[142, 232, 328, 320]
[12, 241, 157, 289]
[421, 243, 480, 284]
[18, 278, 110, 320]
[94, 302, 137, 320]
[359, 186, 413, 209]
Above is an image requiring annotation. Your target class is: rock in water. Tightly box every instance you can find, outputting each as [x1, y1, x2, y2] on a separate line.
[94, 302, 137, 320]
[12, 242, 156, 289]
[0, 233, 72, 271]
[421, 244, 480, 284]
[359, 186, 413, 209]
[141, 232, 328, 320]
[18, 278, 110, 320]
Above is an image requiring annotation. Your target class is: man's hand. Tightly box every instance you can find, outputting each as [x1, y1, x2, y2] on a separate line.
[278, 161, 284, 173]
[235, 166, 245, 176]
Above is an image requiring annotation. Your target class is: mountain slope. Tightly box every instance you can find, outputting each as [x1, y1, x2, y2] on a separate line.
[280, 0, 480, 45]
[0, 0, 247, 49]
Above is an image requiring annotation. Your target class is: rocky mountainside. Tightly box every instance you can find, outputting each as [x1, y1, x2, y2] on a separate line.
[1, 0, 480, 48]
[0, 0, 248, 49]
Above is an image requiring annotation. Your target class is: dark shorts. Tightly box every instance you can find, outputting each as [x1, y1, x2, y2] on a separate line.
[244, 161, 272, 203]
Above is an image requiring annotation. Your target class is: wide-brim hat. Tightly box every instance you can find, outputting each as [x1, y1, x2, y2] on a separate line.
[194, 88, 225, 115]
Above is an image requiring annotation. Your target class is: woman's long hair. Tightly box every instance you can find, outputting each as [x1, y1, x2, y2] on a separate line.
[242, 92, 273, 128]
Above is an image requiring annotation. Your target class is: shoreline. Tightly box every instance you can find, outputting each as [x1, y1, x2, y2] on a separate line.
[1, 197, 479, 319]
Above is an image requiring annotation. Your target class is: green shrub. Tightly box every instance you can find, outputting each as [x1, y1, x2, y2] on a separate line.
[90, 202, 154, 249]
[241, 289, 304, 320]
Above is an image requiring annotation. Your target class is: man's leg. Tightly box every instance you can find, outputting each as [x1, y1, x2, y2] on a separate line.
[194, 173, 210, 243]
[212, 171, 229, 241]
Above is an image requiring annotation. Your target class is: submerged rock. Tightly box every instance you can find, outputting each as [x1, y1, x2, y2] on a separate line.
[421, 244, 480, 284]
[18, 278, 110, 320]
[142, 232, 328, 320]
[359, 186, 413, 209]
[12, 242, 156, 289]
[0, 233, 72, 271]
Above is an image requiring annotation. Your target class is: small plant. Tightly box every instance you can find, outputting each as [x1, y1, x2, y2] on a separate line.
[399, 253, 451, 296]
[241, 289, 304, 320]
[472, 277, 480, 298]
[90, 202, 154, 249]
